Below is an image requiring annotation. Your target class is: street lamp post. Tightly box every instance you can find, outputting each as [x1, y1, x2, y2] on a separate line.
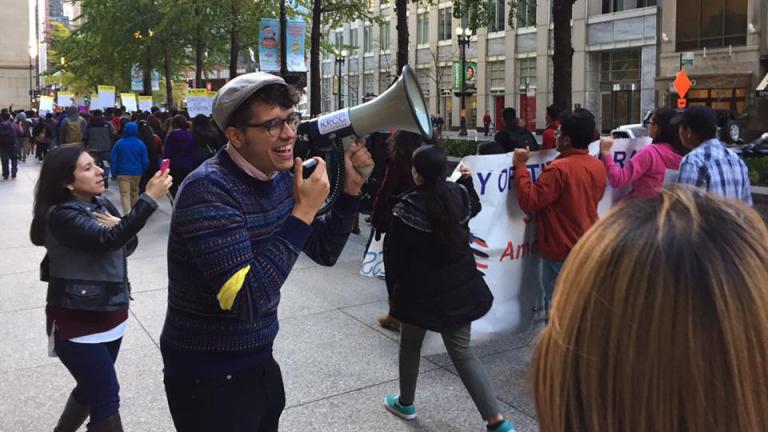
[336, 49, 348, 109]
[455, 26, 472, 136]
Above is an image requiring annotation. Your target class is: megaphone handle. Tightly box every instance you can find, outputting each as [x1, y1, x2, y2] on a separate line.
[340, 135, 373, 181]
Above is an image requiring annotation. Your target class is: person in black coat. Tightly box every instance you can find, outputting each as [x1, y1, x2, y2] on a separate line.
[381, 145, 515, 432]
[30, 144, 172, 432]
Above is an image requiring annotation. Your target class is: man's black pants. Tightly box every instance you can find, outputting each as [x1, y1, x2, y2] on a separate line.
[164, 355, 286, 432]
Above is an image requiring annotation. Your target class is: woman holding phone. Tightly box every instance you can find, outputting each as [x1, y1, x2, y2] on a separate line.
[30, 144, 172, 431]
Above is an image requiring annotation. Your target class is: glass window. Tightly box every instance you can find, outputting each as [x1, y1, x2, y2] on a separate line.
[676, 0, 746, 50]
[350, 28, 358, 51]
[347, 74, 359, 105]
[380, 21, 390, 51]
[379, 71, 392, 93]
[517, 0, 536, 28]
[363, 72, 375, 96]
[438, 8, 452, 41]
[417, 68, 430, 106]
[489, 0, 505, 32]
[488, 61, 505, 88]
[602, 0, 656, 14]
[417, 13, 429, 44]
[439, 66, 452, 92]
[600, 50, 641, 83]
[518, 58, 536, 89]
[335, 32, 343, 51]
[364, 25, 372, 53]
[322, 77, 332, 113]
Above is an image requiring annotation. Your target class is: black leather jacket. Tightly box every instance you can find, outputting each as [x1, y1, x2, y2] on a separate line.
[44, 194, 158, 311]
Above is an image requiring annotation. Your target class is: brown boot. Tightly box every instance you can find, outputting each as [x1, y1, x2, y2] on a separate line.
[377, 314, 401, 331]
[86, 413, 123, 432]
[54, 392, 89, 432]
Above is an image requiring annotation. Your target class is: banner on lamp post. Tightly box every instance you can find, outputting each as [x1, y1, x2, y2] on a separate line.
[259, 19, 281, 72]
[452, 60, 477, 93]
[286, 20, 307, 72]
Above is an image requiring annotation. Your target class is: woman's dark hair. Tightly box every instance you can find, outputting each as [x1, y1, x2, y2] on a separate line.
[651, 108, 688, 156]
[148, 115, 164, 138]
[192, 114, 212, 130]
[411, 145, 467, 245]
[387, 130, 423, 162]
[228, 84, 301, 129]
[30, 144, 84, 246]
[172, 114, 189, 130]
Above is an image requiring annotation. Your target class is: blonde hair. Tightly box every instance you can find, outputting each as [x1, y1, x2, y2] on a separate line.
[533, 185, 768, 432]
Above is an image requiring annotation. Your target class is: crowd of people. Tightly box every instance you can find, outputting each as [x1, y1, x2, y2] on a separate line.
[22, 70, 767, 432]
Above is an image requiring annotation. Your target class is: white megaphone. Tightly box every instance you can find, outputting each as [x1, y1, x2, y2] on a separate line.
[296, 65, 433, 179]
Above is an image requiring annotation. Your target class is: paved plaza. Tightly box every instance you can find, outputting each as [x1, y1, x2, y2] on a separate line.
[0, 162, 540, 432]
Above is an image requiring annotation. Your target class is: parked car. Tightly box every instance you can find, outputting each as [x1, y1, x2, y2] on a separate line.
[610, 123, 648, 139]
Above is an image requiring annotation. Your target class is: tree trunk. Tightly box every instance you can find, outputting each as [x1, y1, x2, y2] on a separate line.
[144, 45, 153, 96]
[395, 0, 408, 73]
[229, 0, 240, 80]
[552, 0, 574, 112]
[310, 0, 322, 116]
[164, 46, 174, 109]
[194, 6, 205, 88]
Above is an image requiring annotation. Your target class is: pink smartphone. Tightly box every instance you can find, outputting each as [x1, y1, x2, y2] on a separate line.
[160, 159, 170, 174]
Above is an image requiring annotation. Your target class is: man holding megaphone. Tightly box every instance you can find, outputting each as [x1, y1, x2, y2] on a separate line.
[159, 72, 373, 432]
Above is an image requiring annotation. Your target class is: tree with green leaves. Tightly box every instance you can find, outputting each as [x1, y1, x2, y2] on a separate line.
[309, 0, 376, 116]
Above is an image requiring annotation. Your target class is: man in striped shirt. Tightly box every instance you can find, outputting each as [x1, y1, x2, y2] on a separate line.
[674, 106, 752, 205]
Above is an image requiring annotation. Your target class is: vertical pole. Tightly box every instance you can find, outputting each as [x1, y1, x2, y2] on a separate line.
[459, 36, 467, 136]
[280, 0, 288, 77]
[337, 59, 342, 109]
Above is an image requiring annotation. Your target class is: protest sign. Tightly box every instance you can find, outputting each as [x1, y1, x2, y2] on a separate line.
[56, 92, 74, 108]
[93, 85, 116, 111]
[39, 96, 54, 114]
[138, 96, 153, 113]
[120, 93, 138, 112]
[187, 89, 212, 118]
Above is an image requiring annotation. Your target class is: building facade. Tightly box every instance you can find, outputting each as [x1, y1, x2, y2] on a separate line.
[315, 0, 659, 133]
[0, 0, 33, 109]
[657, 0, 767, 136]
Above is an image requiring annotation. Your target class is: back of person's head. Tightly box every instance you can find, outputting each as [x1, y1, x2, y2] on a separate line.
[533, 185, 768, 432]
[676, 106, 718, 142]
[1, 112, 10, 122]
[477, 140, 505, 155]
[651, 107, 687, 155]
[387, 130, 423, 162]
[45, 113, 53, 120]
[558, 109, 595, 149]
[148, 115, 164, 137]
[546, 104, 562, 122]
[30, 144, 85, 246]
[502, 107, 517, 125]
[172, 114, 189, 130]
[412, 144, 447, 185]
[192, 114, 211, 130]
[92, 110, 103, 118]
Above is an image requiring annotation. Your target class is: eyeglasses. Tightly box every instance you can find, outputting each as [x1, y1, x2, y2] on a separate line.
[243, 112, 302, 137]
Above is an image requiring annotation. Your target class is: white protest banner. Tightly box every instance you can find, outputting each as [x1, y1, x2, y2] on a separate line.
[138, 96, 153, 113]
[57, 92, 74, 108]
[187, 89, 212, 118]
[93, 85, 116, 111]
[39, 96, 55, 114]
[360, 234, 386, 278]
[359, 138, 652, 340]
[120, 93, 138, 113]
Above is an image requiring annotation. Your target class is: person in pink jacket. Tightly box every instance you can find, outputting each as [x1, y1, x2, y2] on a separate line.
[600, 108, 688, 200]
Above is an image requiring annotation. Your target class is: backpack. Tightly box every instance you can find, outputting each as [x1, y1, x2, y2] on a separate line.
[63, 117, 83, 144]
[0, 122, 17, 149]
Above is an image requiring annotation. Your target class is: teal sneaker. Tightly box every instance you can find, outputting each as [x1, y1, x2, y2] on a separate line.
[489, 419, 516, 432]
[384, 394, 416, 420]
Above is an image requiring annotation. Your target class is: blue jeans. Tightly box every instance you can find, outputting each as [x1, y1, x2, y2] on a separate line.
[54, 337, 122, 422]
[0, 150, 18, 178]
[541, 259, 564, 316]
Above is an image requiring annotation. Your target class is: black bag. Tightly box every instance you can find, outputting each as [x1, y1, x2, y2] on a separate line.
[0, 122, 16, 149]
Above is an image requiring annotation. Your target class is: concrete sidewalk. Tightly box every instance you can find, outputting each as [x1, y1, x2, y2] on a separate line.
[0, 161, 539, 431]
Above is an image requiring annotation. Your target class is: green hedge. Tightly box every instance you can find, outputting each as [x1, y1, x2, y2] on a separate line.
[745, 158, 768, 185]
[441, 138, 484, 158]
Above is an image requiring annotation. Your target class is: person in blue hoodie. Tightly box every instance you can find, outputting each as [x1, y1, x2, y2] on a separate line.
[111, 122, 149, 213]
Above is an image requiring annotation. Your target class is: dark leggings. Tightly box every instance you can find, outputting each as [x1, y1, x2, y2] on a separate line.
[54, 337, 122, 422]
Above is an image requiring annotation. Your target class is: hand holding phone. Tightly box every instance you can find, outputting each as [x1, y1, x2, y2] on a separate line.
[160, 159, 170, 174]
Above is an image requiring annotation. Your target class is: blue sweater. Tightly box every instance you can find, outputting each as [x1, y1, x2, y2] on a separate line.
[160, 149, 359, 376]
[110, 122, 149, 177]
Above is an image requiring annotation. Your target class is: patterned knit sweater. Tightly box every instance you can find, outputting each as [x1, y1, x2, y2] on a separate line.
[160, 149, 358, 374]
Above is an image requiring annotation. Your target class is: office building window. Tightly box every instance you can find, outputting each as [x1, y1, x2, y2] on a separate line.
[489, 0, 505, 32]
[676, 0, 747, 50]
[322, 77, 332, 113]
[380, 21, 390, 51]
[350, 28, 358, 50]
[439, 66, 451, 93]
[600, 50, 641, 82]
[379, 71, 392, 93]
[489, 61, 505, 88]
[416, 68, 431, 106]
[335, 31, 343, 51]
[364, 25, 373, 53]
[363, 72, 375, 96]
[518, 58, 536, 89]
[602, 0, 657, 14]
[438, 7, 453, 41]
[417, 13, 429, 44]
[517, 0, 536, 28]
[347, 74, 359, 105]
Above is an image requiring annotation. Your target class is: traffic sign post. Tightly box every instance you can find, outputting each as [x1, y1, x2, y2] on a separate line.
[677, 98, 687, 109]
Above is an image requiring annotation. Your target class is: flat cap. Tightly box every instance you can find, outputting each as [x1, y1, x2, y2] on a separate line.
[212, 72, 286, 131]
